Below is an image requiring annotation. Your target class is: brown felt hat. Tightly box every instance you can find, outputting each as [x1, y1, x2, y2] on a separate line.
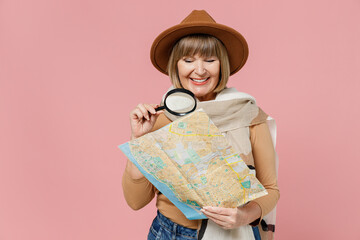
[150, 10, 249, 76]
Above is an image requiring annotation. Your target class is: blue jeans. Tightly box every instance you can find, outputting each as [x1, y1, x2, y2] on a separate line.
[147, 210, 261, 240]
[147, 211, 198, 240]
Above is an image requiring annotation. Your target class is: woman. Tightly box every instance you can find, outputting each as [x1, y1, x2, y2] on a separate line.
[122, 10, 279, 240]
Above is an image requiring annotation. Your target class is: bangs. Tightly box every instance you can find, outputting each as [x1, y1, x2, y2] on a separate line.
[176, 34, 220, 58]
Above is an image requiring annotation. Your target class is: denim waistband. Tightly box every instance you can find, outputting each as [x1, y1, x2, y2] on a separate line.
[156, 211, 197, 238]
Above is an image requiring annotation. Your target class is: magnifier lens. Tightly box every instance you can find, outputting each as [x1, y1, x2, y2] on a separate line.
[157, 88, 197, 116]
[165, 92, 196, 113]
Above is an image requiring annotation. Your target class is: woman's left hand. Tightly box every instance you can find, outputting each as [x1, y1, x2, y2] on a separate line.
[200, 202, 261, 230]
[200, 206, 247, 230]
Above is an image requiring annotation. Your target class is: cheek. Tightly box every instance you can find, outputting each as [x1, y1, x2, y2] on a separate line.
[178, 65, 191, 77]
[212, 64, 221, 77]
[178, 73, 188, 87]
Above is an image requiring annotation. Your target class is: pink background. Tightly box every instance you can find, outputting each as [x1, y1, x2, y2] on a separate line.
[1, 0, 359, 239]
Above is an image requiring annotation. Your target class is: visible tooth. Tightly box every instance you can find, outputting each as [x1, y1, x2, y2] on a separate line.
[191, 78, 208, 82]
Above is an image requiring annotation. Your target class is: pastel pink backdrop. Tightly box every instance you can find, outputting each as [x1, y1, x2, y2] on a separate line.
[1, 0, 359, 239]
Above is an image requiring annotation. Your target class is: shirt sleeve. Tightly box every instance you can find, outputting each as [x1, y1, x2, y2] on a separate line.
[122, 163, 156, 210]
[249, 122, 280, 223]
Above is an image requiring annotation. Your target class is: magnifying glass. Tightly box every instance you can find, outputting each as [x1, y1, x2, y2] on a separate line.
[155, 88, 197, 116]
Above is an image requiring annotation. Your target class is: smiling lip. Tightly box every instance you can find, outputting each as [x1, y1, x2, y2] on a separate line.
[190, 77, 210, 85]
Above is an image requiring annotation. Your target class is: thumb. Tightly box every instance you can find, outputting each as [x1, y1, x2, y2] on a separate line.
[150, 112, 161, 124]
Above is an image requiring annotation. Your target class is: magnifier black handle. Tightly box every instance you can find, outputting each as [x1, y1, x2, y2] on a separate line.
[155, 106, 166, 111]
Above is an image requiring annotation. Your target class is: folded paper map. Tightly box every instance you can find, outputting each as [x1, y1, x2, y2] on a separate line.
[119, 110, 267, 220]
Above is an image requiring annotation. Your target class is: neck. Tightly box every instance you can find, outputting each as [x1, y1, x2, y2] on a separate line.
[197, 92, 217, 102]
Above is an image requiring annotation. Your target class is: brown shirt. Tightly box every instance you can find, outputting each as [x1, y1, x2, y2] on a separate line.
[122, 113, 279, 229]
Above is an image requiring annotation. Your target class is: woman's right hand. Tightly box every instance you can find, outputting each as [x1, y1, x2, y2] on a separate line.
[130, 103, 163, 139]
[127, 103, 163, 179]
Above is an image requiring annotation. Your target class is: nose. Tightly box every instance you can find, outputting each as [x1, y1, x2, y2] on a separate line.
[194, 61, 206, 76]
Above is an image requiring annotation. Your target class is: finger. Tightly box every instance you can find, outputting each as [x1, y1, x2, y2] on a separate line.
[155, 110, 164, 115]
[149, 110, 161, 124]
[150, 103, 160, 109]
[144, 104, 157, 115]
[201, 209, 229, 223]
[202, 211, 237, 230]
[146, 104, 164, 121]
[130, 107, 145, 121]
[202, 206, 235, 216]
[151, 104, 164, 115]
[136, 104, 150, 120]
[206, 217, 229, 230]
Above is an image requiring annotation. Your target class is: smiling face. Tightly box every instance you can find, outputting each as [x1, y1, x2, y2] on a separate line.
[167, 34, 230, 101]
[177, 54, 220, 101]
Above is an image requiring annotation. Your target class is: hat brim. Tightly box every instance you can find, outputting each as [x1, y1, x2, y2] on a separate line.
[150, 22, 249, 76]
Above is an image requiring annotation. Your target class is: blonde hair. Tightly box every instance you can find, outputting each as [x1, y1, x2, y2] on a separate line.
[167, 34, 230, 93]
